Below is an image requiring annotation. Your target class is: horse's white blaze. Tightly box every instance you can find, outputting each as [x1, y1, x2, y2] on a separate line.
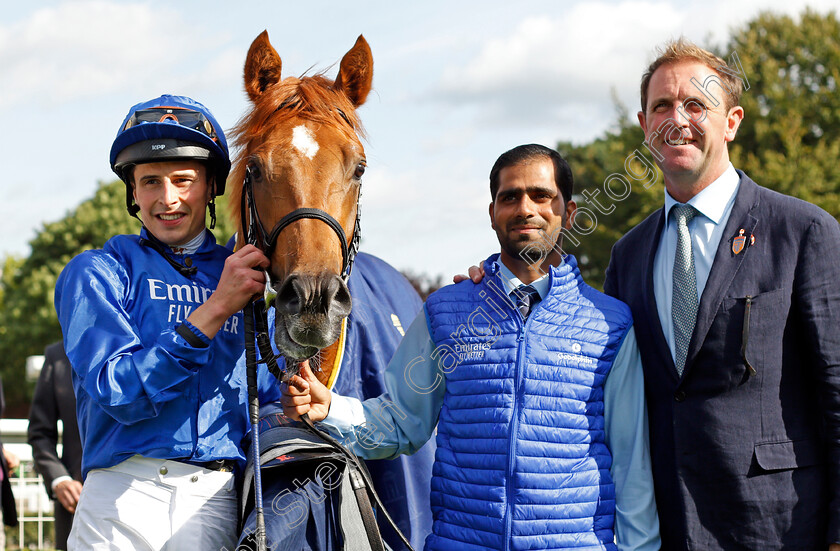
[292, 125, 319, 159]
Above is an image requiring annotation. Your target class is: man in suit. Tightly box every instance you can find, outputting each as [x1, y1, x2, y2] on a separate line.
[28, 341, 82, 551]
[604, 38, 840, 549]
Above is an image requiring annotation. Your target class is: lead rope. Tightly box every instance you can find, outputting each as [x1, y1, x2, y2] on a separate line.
[242, 163, 268, 551]
[244, 301, 268, 551]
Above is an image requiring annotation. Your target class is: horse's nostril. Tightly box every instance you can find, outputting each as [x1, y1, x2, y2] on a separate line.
[275, 275, 301, 315]
[327, 276, 352, 318]
[276, 273, 351, 318]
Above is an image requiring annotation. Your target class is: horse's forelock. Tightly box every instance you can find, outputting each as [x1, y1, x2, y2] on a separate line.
[227, 73, 366, 231]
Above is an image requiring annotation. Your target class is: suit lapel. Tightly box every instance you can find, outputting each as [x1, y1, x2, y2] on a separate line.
[682, 173, 760, 376]
[643, 208, 680, 382]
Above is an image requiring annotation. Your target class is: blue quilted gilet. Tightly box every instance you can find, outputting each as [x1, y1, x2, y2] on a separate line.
[423, 255, 632, 551]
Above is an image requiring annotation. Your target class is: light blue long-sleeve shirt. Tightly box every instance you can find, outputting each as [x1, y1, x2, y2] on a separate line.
[323, 260, 660, 550]
[653, 164, 740, 364]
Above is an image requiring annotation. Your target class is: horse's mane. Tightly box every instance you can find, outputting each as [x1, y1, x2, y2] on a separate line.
[227, 73, 367, 230]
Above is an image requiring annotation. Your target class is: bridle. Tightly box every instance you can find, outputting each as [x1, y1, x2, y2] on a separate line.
[237, 135, 362, 551]
[236, 161, 362, 378]
[239, 166, 361, 282]
[239, 103, 363, 283]
[237, 158, 364, 398]
[236, 105, 366, 379]
[238, 109, 413, 551]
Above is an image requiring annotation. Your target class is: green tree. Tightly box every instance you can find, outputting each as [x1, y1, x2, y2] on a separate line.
[727, 9, 840, 215]
[558, 106, 663, 289]
[0, 180, 236, 414]
[0, 181, 135, 413]
[559, 8, 840, 289]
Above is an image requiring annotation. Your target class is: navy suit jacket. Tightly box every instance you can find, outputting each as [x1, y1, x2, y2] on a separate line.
[605, 172, 840, 549]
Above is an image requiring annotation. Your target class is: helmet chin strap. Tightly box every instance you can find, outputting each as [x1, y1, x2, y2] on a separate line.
[208, 197, 216, 230]
[125, 177, 142, 219]
[124, 167, 218, 227]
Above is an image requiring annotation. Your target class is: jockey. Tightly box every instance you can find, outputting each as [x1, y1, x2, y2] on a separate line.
[54, 94, 280, 550]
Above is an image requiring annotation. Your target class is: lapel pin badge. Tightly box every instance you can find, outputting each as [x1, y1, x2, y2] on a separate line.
[732, 229, 747, 255]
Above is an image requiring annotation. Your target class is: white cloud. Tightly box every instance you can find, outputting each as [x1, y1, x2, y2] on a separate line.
[0, 1, 230, 108]
[425, 0, 839, 139]
[4, 0, 837, 276]
[430, 2, 684, 121]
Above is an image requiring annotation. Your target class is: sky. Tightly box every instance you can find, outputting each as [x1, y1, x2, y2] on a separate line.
[1, 0, 836, 279]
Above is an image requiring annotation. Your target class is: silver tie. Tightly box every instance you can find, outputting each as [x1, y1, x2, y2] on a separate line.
[511, 285, 540, 319]
[671, 204, 699, 375]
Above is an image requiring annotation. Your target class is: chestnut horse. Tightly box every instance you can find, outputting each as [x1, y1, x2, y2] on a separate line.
[230, 32, 434, 551]
[230, 30, 371, 371]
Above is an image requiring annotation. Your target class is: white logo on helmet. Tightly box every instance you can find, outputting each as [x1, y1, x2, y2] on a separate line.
[151, 143, 166, 151]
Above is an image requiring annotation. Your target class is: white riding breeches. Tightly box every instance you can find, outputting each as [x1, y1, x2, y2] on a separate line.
[68, 455, 238, 551]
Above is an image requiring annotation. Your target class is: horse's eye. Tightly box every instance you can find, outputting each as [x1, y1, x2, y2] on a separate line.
[354, 161, 366, 180]
[248, 162, 262, 181]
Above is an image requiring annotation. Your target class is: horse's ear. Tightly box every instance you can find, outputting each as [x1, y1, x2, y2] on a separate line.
[244, 30, 283, 102]
[334, 35, 373, 107]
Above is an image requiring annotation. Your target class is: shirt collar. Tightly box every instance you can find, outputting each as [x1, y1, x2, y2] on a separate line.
[139, 227, 210, 255]
[664, 163, 739, 227]
[170, 230, 207, 255]
[495, 258, 552, 300]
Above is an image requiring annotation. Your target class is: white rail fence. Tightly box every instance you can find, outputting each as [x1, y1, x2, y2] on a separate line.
[3, 418, 59, 550]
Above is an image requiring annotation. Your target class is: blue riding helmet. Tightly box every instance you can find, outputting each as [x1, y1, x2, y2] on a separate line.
[110, 94, 231, 216]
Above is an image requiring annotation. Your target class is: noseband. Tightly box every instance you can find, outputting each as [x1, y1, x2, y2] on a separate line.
[240, 166, 362, 282]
